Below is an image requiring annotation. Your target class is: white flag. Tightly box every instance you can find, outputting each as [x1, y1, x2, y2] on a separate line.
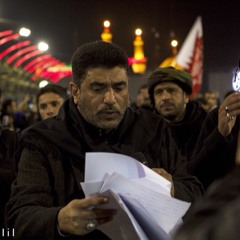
[176, 16, 203, 97]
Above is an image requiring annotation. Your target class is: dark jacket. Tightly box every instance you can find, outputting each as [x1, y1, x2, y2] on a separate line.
[6, 99, 203, 240]
[173, 165, 240, 240]
[189, 107, 239, 189]
[0, 128, 18, 229]
[165, 101, 207, 160]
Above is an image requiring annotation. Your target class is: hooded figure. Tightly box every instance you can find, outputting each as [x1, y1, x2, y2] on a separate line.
[147, 66, 207, 160]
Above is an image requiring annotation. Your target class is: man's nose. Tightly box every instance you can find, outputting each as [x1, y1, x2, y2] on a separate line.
[162, 90, 170, 100]
[46, 105, 54, 115]
[104, 88, 116, 105]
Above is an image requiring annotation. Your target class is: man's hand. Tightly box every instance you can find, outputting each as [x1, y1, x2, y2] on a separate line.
[152, 168, 174, 196]
[218, 92, 240, 136]
[57, 195, 117, 236]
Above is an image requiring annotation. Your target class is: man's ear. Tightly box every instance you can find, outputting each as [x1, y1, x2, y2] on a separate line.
[184, 93, 190, 104]
[69, 82, 80, 104]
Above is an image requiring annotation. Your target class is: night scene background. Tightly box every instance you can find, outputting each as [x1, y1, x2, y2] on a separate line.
[0, 0, 240, 100]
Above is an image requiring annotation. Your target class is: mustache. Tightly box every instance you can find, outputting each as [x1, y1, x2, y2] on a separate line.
[97, 106, 121, 114]
[160, 100, 174, 107]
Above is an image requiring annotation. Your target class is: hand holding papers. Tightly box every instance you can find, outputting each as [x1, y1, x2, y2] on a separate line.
[81, 152, 190, 240]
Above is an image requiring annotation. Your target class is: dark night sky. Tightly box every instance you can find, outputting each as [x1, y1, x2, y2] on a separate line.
[0, 0, 240, 77]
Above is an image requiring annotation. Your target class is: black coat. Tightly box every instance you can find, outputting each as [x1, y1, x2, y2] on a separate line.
[6, 99, 203, 240]
[189, 107, 239, 189]
[173, 165, 240, 240]
[166, 101, 207, 161]
[0, 129, 18, 229]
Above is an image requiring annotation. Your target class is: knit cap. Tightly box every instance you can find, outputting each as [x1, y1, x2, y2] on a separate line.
[147, 66, 192, 105]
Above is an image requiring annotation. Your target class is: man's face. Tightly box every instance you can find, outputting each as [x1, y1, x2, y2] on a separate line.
[70, 66, 129, 131]
[153, 82, 189, 122]
[136, 88, 151, 107]
[205, 92, 217, 107]
[38, 93, 65, 120]
[7, 101, 17, 114]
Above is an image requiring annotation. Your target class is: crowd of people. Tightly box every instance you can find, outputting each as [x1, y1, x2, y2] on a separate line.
[0, 40, 239, 239]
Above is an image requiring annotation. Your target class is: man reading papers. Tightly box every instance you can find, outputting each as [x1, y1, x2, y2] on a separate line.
[6, 41, 203, 239]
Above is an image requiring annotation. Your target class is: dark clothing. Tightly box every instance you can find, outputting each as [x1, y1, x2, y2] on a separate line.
[173, 165, 240, 240]
[165, 101, 207, 160]
[189, 107, 239, 189]
[0, 129, 18, 228]
[6, 99, 203, 240]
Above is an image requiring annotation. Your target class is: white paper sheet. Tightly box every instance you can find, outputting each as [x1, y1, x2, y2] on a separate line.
[81, 152, 191, 239]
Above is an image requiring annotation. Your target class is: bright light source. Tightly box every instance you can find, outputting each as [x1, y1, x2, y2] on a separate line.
[171, 39, 178, 47]
[135, 28, 142, 36]
[19, 27, 31, 37]
[232, 68, 240, 91]
[104, 20, 110, 27]
[38, 42, 49, 51]
[39, 80, 49, 88]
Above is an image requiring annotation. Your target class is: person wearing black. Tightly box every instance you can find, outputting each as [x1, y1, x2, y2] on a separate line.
[6, 41, 203, 240]
[189, 91, 240, 189]
[0, 88, 18, 231]
[147, 66, 207, 161]
[173, 157, 240, 240]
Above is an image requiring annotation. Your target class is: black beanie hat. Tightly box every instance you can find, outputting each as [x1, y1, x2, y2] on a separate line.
[147, 66, 193, 106]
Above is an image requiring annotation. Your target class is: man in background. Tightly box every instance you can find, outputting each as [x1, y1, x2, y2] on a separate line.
[147, 66, 207, 160]
[36, 84, 69, 120]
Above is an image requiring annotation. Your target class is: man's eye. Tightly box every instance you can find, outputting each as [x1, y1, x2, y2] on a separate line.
[154, 90, 163, 95]
[168, 89, 175, 93]
[39, 104, 47, 110]
[114, 84, 126, 92]
[114, 87, 124, 92]
[92, 87, 103, 93]
[51, 101, 59, 107]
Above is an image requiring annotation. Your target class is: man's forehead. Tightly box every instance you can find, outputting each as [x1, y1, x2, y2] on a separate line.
[85, 69, 128, 84]
[39, 93, 64, 101]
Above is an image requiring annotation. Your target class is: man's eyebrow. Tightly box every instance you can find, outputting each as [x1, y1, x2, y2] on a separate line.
[89, 82, 106, 87]
[113, 80, 127, 85]
[89, 80, 127, 87]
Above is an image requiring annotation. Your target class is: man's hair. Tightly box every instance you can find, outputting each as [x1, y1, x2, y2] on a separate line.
[71, 41, 129, 85]
[36, 84, 68, 105]
[1, 99, 15, 116]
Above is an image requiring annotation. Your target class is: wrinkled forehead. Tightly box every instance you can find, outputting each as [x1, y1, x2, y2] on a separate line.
[85, 67, 128, 83]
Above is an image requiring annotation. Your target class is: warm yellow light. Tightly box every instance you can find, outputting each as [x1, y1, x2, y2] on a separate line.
[104, 20, 110, 28]
[171, 39, 178, 47]
[135, 28, 142, 36]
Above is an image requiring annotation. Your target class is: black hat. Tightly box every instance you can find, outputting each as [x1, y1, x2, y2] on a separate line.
[147, 66, 193, 106]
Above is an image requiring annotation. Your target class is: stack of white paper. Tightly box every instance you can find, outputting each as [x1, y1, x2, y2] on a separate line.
[80, 152, 190, 240]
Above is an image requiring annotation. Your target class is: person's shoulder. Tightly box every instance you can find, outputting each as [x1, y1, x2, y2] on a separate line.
[133, 108, 166, 130]
[208, 106, 219, 115]
[20, 117, 60, 142]
[135, 107, 161, 118]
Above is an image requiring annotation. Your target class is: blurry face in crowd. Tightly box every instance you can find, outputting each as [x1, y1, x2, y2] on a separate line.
[7, 100, 17, 114]
[136, 87, 151, 108]
[153, 81, 189, 122]
[38, 93, 65, 120]
[70, 66, 129, 131]
[204, 92, 218, 109]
